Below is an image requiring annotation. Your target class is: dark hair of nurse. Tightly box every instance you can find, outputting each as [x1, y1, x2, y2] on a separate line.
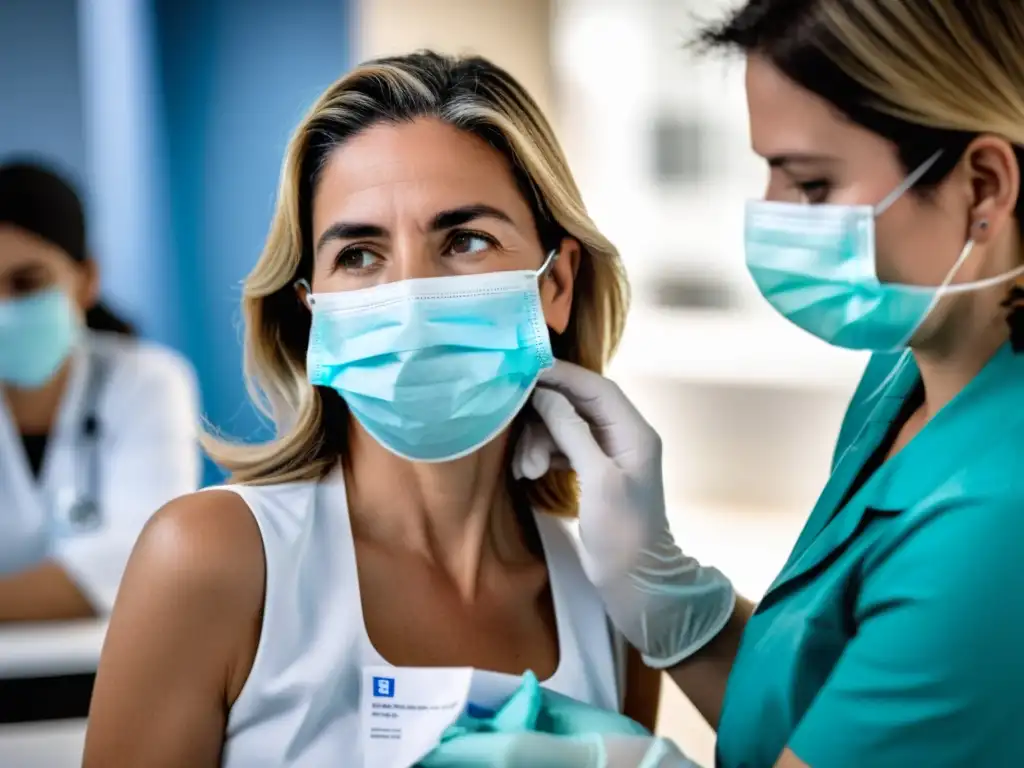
[703, 1, 1024, 369]
[83, 51, 657, 767]
[0, 162, 134, 338]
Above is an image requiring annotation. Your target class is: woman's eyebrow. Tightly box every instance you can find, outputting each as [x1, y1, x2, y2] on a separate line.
[315, 222, 386, 253]
[429, 204, 514, 231]
[314, 204, 515, 254]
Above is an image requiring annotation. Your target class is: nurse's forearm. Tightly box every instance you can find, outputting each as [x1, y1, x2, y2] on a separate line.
[0, 561, 96, 622]
[666, 596, 755, 731]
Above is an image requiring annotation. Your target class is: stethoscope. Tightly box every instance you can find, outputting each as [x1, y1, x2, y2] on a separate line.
[64, 351, 107, 532]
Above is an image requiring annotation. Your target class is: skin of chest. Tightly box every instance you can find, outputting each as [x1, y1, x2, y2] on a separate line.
[354, 539, 561, 679]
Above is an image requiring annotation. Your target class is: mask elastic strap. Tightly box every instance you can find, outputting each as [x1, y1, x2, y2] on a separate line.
[875, 150, 943, 215]
[942, 258, 1024, 295]
[536, 249, 559, 279]
[294, 278, 313, 309]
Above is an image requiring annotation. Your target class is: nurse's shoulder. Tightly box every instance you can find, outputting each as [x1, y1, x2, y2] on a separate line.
[83, 489, 264, 765]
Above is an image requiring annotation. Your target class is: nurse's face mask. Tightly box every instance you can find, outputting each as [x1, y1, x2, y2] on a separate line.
[745, 150, 1024, 351]
[0, 289, 80, 388]
[301, 251, 557, 462]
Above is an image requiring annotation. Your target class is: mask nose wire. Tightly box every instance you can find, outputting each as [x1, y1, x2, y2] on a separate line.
[295, 251, 559, 304]
[874, 149, 943, 215]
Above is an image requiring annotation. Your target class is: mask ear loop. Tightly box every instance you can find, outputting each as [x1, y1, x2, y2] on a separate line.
[874, 149, 944, 215]
[893, 219, 1024, 349]
[939, 222, 1024, 296]
[294, 278, 313, 309]
[536, 249, 559, 279]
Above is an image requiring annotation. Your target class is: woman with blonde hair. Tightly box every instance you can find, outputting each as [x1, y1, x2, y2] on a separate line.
[507, 1, 1024, 766]
[80, 51, 679, 766]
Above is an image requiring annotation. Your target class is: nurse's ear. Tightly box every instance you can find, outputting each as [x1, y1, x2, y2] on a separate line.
[962, 136, 1019, 245]
[541, 238, 580, 335]
[76, 257, 101, 314]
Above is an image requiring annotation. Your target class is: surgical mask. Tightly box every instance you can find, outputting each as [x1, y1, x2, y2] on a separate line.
[745, 151, 1024, 351]
[0, 288, 81, 388]
[305, 252, 558, 462]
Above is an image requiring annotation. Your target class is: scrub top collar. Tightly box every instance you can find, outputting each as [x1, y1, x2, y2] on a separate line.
[760, 341, 1023, 610]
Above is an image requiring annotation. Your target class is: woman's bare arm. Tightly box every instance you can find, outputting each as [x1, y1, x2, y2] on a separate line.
[83, 491, 264, 768]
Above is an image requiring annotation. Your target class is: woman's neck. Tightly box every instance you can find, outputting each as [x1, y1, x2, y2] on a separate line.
[343, 421, 529, 601]
[2, 360, 72, 435]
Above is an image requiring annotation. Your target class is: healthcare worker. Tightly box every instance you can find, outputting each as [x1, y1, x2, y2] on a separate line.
[0, 160, 201, 621]
[83, 51, 662, 768]
[504, 1, 1024, 766]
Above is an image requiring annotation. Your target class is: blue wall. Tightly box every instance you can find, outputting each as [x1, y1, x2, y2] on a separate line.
[154, 0, 350, 483]
[78, 0, 178, 346]
[0, 0, 86, 182]
[3, 0, 352, 485]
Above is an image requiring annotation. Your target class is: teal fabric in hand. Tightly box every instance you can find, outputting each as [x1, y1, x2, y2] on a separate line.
[418, 671, 691, 768]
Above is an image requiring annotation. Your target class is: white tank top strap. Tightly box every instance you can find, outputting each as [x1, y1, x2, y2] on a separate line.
[532, 513, 621, 709]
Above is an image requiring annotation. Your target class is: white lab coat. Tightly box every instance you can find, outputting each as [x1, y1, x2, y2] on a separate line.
[0, 330, 201, 612]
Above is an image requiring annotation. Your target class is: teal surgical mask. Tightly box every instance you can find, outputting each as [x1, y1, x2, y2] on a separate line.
[745, 151, 1024, 351]
[304, 252, 558, 462]
[0, 288, 81, 388]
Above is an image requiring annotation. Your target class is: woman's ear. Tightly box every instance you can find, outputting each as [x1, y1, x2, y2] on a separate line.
[964, 136, 1020, 244]
[540, 238, 580, 334]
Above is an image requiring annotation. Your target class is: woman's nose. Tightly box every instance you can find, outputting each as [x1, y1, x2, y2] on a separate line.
[388, 242, 447, 282]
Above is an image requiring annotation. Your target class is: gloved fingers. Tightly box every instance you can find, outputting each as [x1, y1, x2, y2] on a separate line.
[538, 360, 652, 432]
[513, 420, 573, 481]
[513, 420, 555, 480]
[420, 732, 603, 767]
[602, 734, 703, 768]
[501, 732, 605, 767]
[530, 388, 613, 476]
[540, 688, 650, 738]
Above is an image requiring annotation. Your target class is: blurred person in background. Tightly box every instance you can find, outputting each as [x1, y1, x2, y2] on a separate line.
[510, 1, 1024, 767]
[84, 51, 667, 767]
[0, 161, 201, 623]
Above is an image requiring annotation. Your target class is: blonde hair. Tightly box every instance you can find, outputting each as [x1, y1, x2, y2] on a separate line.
[203, 51, 629, 516]
[816, 2, 1024, 144]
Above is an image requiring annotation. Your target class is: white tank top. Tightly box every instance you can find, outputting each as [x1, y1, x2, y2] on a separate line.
[215, 470, 625, 767]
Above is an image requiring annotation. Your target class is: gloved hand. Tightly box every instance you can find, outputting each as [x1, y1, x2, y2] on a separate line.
[419, 671, 701, 767]
[418, 731, 702, 767]
[514, 361, 735, 668]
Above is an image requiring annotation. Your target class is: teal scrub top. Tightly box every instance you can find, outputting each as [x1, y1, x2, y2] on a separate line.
[716, 343, 1024, 768]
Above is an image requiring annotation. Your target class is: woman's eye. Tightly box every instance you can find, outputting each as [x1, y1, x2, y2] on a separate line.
[798, 180, 831, 204]
[447, 232, 494, 256]
[336, 248, 378, 271]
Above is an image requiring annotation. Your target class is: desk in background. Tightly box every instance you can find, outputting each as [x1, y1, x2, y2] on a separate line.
[0, 620, 107, 768]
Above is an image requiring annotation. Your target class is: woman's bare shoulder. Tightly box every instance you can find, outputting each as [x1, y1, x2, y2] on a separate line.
[85, 490, 267, 766]
[128, 489, 265, 604]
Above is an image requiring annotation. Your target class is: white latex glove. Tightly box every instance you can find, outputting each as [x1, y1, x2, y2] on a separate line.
[514, 361, 735, 668]
[420, 731, 702, 767]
